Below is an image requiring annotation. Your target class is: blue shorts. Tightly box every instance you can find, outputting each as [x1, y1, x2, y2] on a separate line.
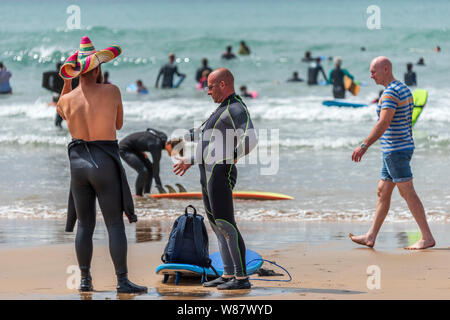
[381, 149, 414, 183]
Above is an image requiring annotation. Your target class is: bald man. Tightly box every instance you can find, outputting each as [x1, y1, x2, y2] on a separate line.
[349, 57, 435, 250]
[174, 68, 258, 289]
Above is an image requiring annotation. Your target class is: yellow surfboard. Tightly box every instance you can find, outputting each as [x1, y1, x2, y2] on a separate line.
[150, 191, 293, 200]
[344, 75, 360, 96]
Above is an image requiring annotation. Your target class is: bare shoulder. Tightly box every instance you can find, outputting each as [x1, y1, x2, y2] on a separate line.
[102, 83, 121, 95]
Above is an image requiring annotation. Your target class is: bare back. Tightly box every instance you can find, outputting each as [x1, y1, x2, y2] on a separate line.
[57, 83, 123, 141]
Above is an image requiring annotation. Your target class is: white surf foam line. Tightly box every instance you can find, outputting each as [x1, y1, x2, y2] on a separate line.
[0, 134, 69, 146]
[0, 100, 56, 119]
[1, 204, 448, 223]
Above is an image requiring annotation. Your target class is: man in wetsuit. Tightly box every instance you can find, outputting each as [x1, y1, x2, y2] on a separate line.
[195, 58, 212, 84]
[404, 63, 417, 87]
[174, 68, 258, 290]
[328, 57, 354, 99]
[119, 129, 183, 197]
[57, 36, 146, 294]
[155, 53, 185, 89]
[307, 57, 328, 85]
[42, 62, 79, 127]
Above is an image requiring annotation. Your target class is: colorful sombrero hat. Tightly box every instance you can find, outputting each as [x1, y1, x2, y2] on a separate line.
[59, 36, 121, 79]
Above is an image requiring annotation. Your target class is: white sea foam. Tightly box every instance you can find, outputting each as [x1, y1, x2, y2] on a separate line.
[1, 204, 447, 223]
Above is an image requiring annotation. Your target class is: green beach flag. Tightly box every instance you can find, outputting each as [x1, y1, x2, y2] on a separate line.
[412, 89, 428, 127]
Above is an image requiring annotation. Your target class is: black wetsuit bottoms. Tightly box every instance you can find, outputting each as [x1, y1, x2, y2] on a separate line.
[199, 163, 247, 277]
[55, 113, 63, 128]
[119, 150, 153, 196]
[69, 143, 128, 276]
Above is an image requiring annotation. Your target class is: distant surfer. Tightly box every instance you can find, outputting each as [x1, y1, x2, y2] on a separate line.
[195, 58, 212, 84]
[198, 70, 210, 89]
[349, 56, 435, 250]
[404, 63, 417, 86]
[57, 36, 147, 293]
[119, 129, 183, 197]
[0, 62, 12, 94]
[287, 71, 304, 82]
[174, 68, 258, 290]
[222, 46, 237, 60]
[328, 57, 354, 99]
[307, 57, 328, 85]
[136, 80, 148, 93]
[103, 71, 111, 84]
[416, 57, 425, 66]
[155, 53, 186, 89]
[301, 51, 313, 62]
[238, 41, 250, 55]
[240, 85, 254, 98]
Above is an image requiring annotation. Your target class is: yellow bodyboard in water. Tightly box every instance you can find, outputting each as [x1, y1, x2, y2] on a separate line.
[412, 89, 428, 127]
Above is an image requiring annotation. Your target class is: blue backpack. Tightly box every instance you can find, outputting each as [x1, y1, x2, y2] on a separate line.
[161, 205, 211, 268]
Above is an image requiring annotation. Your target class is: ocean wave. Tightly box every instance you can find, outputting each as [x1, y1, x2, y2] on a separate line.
[1, 204, 448, 223]
[0, 134, 69, 146]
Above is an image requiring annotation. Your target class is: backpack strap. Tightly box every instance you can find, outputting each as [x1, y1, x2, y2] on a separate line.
[172, 214, 188, 262]
[192, 214, 206, 265]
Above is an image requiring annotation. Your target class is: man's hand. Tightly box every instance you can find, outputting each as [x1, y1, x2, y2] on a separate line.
[352, 145, 367, 162]
[173, 156, 191, 176]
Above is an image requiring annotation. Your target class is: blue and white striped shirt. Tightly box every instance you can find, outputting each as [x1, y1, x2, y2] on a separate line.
[377, 80, 415, 153]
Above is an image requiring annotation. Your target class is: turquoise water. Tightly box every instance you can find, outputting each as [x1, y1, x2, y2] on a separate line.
[0, 0, 450, 222]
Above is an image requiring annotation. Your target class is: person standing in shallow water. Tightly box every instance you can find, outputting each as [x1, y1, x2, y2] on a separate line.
[57, 36, 147, 293]
[349, 56, 435, 250]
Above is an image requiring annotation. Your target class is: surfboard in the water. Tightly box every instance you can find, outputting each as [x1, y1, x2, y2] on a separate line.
[173, 75, 186, 88]
[156, 249, 263, 284]
[412, 89, 427, 127]
[344, 75, 360, 96]
[150, 191, 293, 200]
[322, 100, 368, 108]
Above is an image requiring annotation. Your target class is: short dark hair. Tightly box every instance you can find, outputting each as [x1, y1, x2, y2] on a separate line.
[168, 138, 184, 156]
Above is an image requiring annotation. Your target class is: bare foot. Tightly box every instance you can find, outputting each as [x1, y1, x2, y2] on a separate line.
[404, 239, 435, 250]
[349, 233, 375, 248]
[132, 194, 144, 199]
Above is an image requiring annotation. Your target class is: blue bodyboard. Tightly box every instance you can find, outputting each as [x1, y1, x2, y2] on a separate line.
[156, 249, 263, 285]
[126, 83, 148, 94]
[322, 100, 368, 108]
[173, 75, 185, 88]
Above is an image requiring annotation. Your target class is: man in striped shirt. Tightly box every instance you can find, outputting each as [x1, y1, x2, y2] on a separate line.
[349, 56, 435, 250]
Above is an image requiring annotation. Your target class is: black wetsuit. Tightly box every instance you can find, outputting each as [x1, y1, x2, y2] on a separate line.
[156, 63, 183, 88]
[119, 129, 167, 196]
[42, 71, 79, 127]
[404, 71, 417, 86]
[196, 66, 212, 83]
[187, 94, 257, 277]
[67, 139, 136, 277]
[307, 63, 327, 85]
[330, 68, 346, 98]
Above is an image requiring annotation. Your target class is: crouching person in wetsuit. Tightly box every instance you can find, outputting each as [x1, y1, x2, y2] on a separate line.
[57, 36, 147, 294]
[174, 68, 258, 290]
[119, 129, 183, 197]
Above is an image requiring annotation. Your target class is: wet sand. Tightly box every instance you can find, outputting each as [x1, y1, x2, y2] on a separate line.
[0, 219, 449, 300]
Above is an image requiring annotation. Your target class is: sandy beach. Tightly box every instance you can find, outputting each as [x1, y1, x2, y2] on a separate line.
[0, 220, 448, 300]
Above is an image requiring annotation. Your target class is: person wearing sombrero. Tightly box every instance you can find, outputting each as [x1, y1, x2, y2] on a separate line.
[57, 36, 147, 294]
